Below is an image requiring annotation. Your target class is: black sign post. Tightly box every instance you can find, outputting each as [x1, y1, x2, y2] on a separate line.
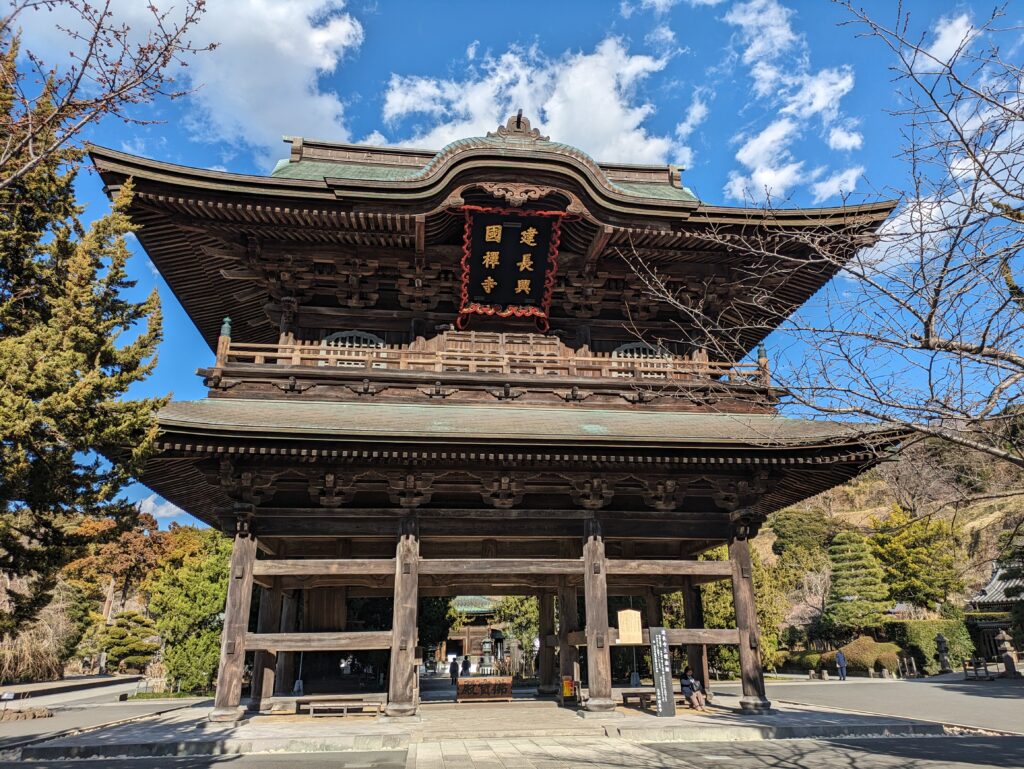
[649, 626, 676, 718]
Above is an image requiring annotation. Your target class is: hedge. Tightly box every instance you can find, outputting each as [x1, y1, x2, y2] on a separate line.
[882, 620, 973, 675]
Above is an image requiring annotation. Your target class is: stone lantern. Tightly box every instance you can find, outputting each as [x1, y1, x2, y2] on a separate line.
[995, 629, 1020, 678]
[934, 633, 952, 674]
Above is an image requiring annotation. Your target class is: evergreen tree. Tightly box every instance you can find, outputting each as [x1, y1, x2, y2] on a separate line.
[0, 38, 164, 634]
[869, 506, 964, 609]
[494, 596, 539, 665]
[144, 527, 229, 692]
[826, 531, 892, 632]
[102, 611, 159, 673]
[663, 545, 788, 672]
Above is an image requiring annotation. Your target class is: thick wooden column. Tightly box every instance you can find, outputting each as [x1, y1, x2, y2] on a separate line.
[210, 529, 257, 721]
[249, 578, 283, 708]
[644, 589, 663, 628]
[386, 522, 419, 716]
[537, 592, 557, 694]
[582, 520, 614, 712]
[274, 589, 298, 693]
[682, 579, 709, 692]
[729, 536, 771, 713]
[557, 582, 579, 688]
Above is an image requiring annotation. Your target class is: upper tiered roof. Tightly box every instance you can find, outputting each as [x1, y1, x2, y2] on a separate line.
[89, 115, 895, 357]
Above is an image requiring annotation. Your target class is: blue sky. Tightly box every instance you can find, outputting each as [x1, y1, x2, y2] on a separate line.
[14, 0, 1002, 527]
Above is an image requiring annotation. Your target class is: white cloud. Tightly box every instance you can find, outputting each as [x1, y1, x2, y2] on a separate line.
[927, 14, 974, 62]
[14, 1, 364, 167]
[810, 165, 863, 203]
[382, 38, 694, 166]
[724, 0, 799, 95]
[622, 0, 722, 14]
[466, 40, 479, 61]
[781, 67, 854, 122]
[138, 493, 185, 520]
[828, 125, 863, 151]
[722, 0, 864, 202]
[645, 24, 677, 51]
[726, 118, 807, 199]
[676, 92, 709, 140]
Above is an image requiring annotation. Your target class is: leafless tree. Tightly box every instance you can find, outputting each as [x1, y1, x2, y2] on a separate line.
[1, 0, 213, 189]
[626, 3, 1024, 470]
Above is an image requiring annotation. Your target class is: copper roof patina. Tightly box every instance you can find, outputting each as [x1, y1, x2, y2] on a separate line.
[157, 398, 898, 449]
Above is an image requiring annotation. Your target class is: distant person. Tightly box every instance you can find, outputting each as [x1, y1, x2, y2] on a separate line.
[836, 650, 848, 681]
[461, 656, 471, 676]
[449, 658, 459, 686]
[680, 667, 707, 711]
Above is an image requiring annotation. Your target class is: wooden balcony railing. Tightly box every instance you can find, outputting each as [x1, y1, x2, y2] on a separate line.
[213, 334, 770, 387]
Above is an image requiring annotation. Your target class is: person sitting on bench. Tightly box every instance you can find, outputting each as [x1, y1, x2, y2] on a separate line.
[680, 667, 707, 711]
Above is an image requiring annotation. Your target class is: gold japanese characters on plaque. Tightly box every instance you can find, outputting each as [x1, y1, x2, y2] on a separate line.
[458, 206, 564, 330]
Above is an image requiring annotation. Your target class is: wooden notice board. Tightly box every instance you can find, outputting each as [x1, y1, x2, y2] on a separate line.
[617, 609, 643, 645]
[456, 676, 514, 703]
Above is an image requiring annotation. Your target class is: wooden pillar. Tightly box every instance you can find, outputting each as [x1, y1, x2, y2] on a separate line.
[210, 529, 257, 721]
[644, 589, 663, 628]
[537, 592, 557, 694]
[249, 578, 283, 709]
[386, 521, 419, 716]
[582, 520, 614, 712]
[729, 536, 771, 713]
[682, 579, 710, 693]
[557, 582, 579, 690]
[274, 590, 298, 694]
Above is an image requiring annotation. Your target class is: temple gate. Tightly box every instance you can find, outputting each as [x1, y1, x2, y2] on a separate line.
[91, 115, 899, 720]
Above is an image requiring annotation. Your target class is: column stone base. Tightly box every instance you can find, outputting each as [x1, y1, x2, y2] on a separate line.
[738, 695, 772, 714]
[208, 705, 246, 723]
[384, 702, 418, 717]
[537, 684, 559, 695]
[580, 697, 617, 714]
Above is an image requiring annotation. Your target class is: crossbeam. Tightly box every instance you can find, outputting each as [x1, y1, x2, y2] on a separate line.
[418, 558, 581, 575]
[566, 628, 739, 647]
[244, 631, 392, 652]
[252, 559, 395, 577]
[605, 560, 733, 577]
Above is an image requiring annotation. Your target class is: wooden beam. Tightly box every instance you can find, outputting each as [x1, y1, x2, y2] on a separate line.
[244, 630, 392, 652]
[567, 627, 739, 647]
[730, 537, 771, 711]
[605, 560, 733, 577]
[418, 559, 581, 575]
[252, 558, 395, 577]
[414, 214, 426, 255]
[585, 224, 613, 262]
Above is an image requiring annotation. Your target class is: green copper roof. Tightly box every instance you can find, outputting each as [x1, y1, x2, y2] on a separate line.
[451, 596, 499, 615]
[268, 120, 700, 203]
[158, 398, 897, 449]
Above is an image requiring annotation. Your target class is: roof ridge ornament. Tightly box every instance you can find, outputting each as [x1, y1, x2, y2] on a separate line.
[488, 110, 549, 142]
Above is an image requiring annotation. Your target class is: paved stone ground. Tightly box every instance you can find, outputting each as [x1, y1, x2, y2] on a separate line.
[748, 676, 1024, 734]
[650, 735, 1024, 769]
[0, 699, 204, 751]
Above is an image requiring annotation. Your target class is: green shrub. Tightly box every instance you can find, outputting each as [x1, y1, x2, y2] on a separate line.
[876, 651, 900, 673]
[882, 620, 973, 675]
[783, 650, 821, 671]
[823, 636, 902, 674]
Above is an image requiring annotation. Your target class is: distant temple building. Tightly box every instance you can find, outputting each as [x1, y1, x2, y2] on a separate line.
[91, 114, 899, 720]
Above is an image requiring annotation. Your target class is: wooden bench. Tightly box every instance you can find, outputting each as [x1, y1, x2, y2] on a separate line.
[962, 658, 995, 681]
[621, 689, 695, 710]
[621, 689, 656, 709]
[308, 699, 381, 717]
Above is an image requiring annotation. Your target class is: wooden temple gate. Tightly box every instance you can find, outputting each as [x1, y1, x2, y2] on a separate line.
[90, 114, 899, 721]
[211, 519, 766, 718]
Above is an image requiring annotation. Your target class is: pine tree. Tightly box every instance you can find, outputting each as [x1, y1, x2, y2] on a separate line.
[869, 506, 964, 609]
[0, 36, 165, 635]
[826, 531, 892, 632]
[144, 527, 230, 692]
[102, 611, 159, 673]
